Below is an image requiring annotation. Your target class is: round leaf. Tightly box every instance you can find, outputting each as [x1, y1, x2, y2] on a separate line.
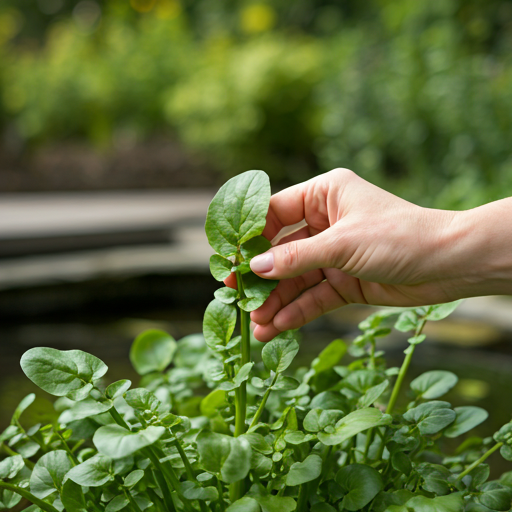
[411, 371, 458, 399]
[444, 406, 489, 438]
[65, 454, 114, 487]
[286, 454, 322, 486]
[30, 450, 73, 499]
[130, 330, 177, 375]
[336, 464, 383, 511]
[262, 334, 300, 373]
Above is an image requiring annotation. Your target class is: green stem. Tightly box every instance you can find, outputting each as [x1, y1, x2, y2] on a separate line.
[124, 488, 144, 512]
[152, 468, 177, 512]
[456, 442, 503, 481]
[297, 483, 309, 512]
[0, 482, 60, 512]
[386, 318, 427, 415]
[109, 407, 131, 429]
[249, 371, 279, 430]
[57, 432, 79, 466]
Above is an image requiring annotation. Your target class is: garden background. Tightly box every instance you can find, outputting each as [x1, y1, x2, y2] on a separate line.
[1, 0, 511, 206]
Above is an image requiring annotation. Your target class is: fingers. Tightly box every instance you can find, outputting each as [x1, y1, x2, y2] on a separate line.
[252, 280, 348, 342]
[250, 228, 340, 280]
[262, 182, 308, 240]
[250, 268, 324, 325]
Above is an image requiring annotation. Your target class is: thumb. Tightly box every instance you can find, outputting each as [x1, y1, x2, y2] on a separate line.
[250, 229, 338, 280]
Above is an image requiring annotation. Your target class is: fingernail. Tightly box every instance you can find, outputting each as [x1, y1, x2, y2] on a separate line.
[250, 252, 274, 273]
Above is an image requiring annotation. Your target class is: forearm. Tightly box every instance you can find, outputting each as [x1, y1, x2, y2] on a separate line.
[436, 197, 512, 298]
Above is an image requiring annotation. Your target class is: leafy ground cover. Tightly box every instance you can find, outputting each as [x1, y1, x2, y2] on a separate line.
[1, 170, 512, 511]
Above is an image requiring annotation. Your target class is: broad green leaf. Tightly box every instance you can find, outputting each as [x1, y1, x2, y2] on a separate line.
[205, 170, 271, 257]
[0, 455, 24, 479]
[210, 254, 233, 281]
[283, 431, 316, 445]
[426, 300, 463, 321]
[241, 236, 272, 260]
[0, 489, 22, 509]
[58, 397, 113, 424]
[444, 406, 489, 438]
[12, 393, 36, 423]
[61, 479, 87, 512]
[403, 401, 456, 435]
[30, 450, 73, 499]
[182, 481, 219, 501]
[105, 495, 129, 512]
[398, 493, 464, 512]
[238, 273, 278, 312]
[93, 425, 165, 459]
[214, 287, 239, 304]
[106, 380, 132, 399]
[203, 299, 237, 350]
[394, 310, 419, 332]
[286, 454, 322, 486]
[196, 431, 251, 483]
[336, 464, 383, 511]
[219, 362, 254, 391]
[312, 339, 347, 374]
[65, 454, 114, 487]
[261, 335, 299, 373]
[477, 482, 512, 511]
[200, 389, 227, 418]
[391, 452, 412, 476]
[411, 371, 458, 399]
[273, 375, 300, 391]
[310, 391, 346, 411]
[241, 433, 272, 455]
[501, 445, 512, 461]
[311, 504, 337, 512]
[304, 409, 344, 433]
[130, 329, 177, 375]
[226, 497, 260, 512]
[21, 348, 107, 400]
[357, 380, 389, 409]
[124, 469, 144, 488]
[318, 408, 391, 446]
[416, 463, 451, 495]
[254, 495, 297, 512]
[174, 334, 208, 368]
[124, 388, 162, 413]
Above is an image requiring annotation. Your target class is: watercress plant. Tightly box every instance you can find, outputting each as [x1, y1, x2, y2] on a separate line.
[1, 170, 512, 512]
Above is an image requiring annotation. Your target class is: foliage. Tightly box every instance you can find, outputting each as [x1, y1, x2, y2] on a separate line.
[2, 1, 512, 205]
[1, 170, 512, 511]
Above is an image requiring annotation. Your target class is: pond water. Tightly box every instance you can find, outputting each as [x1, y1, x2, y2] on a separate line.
[2, 273, 512, 476]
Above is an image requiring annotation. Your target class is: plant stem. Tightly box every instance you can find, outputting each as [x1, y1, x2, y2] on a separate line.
[124, 488, 144, 512]
[230, 269, 250, 503]
[456, 442, 503, 481]
[249, 371, 279, 430]
[297, 483, 309, 512]
[386, 318, 427, 415]
[109, 406, 131, 429]
[0, 482, 60, 512]
[152, 469, 177, 512]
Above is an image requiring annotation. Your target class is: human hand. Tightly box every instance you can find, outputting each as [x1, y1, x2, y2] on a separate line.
[224, 168, 470, 341]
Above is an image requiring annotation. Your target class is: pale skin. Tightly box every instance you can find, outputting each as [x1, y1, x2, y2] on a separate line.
[225, 168, 512, 342]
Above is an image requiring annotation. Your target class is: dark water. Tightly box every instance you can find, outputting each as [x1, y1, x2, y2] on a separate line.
[2, 273, 512, 476]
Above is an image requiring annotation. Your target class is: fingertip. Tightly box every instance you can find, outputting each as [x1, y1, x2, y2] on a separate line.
[223, 273, 237, 289]
[253, 322, 282, 343]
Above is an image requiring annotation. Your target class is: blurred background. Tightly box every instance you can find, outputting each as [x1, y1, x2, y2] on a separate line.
[1, 0, 512, 472]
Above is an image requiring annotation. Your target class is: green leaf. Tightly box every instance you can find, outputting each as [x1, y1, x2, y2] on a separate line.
[93, 425, 165, 459]
[426, 300, 463, 321]
[312, 339, 347, 374]
[392, 494, 464, 512]
[219, 362, 254, 391]
[411, 371, 458, 399]
[394, 310, 419, 332]
[444, 406, 488, 438]
[391, 452, 412, 477]
[106, 380, 132, 400]
[403, 401, 456, 435]
[61, 479, 88, 512]
[130, 329, 177, 375]
[196, 431, 251, 483]
[124, 469, 144, 488]
[65, 454, 114, 487]
[12, 393, 36, 423]
[501, 445, 512, 462]
[226, 497, 260, 512]
[181, 481, 219, 501]
[0, 455, 24, 480]
[311, 504, 336, 512]
[205, 170, 271, 257]
[336, 464, 383, 511]
[214, 287, 239, 304]
[0, 489, 22, 509]
[286, 454, 322, 486]
[303, 409, 344, 433]
[124, 388, 162, 413]
[478, 483, 512, 511]
[238, 273, 278, 312]
[105, 495, 129, 512]
[203, 299, 237, 350]
[254, 495, 297, 512]
[357, 380, 389, 409]
[241, 236, 272, 260]
[200, 389, 227, 418]
[416, 463, 451, 495]
[210, 254, 233, 281]
[30, 450, 73, 499]
[261, 334, 300, 373]
[21, 348, 107, 400]
[283, 431, 316, 445]
[318, 408, 391, 446]
[58, 397, 113, 424]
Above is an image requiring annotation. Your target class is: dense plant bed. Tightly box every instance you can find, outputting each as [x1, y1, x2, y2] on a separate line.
[1, 171, 512, 512]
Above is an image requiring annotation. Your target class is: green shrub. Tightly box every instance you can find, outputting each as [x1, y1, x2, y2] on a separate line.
[1, 170, 511, 511]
